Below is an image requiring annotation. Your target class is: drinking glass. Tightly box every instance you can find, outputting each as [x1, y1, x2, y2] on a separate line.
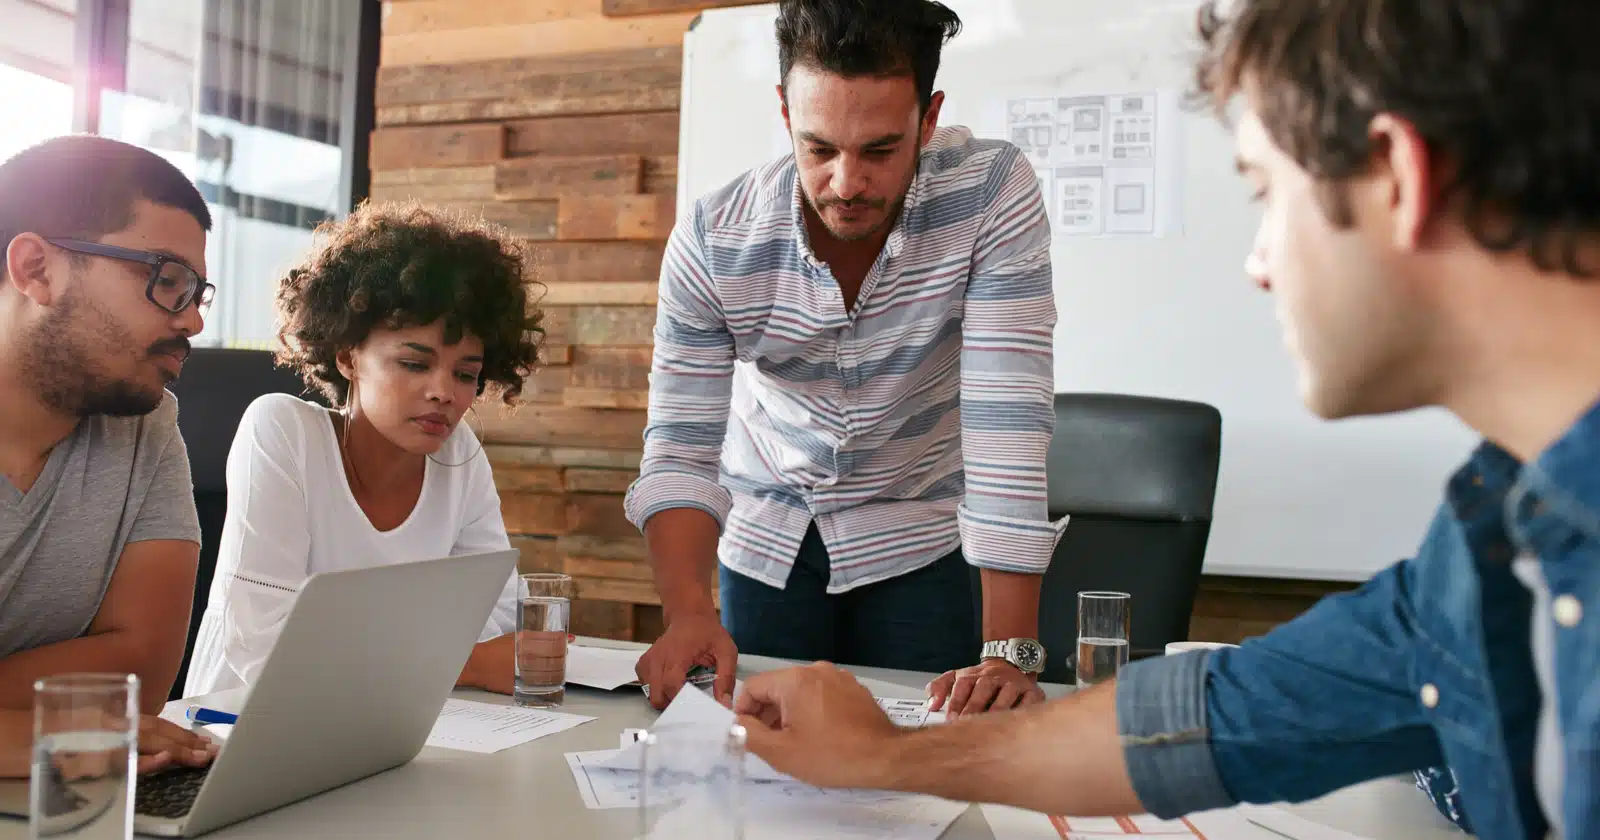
[1076, 591, 1131, 688]
[515, 573, 573, 708]
[30, 674, 139, 840]
[636, 723, 746, 840]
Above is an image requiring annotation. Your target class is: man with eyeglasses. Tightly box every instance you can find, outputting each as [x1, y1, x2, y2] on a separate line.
[0, 136, 218, 774]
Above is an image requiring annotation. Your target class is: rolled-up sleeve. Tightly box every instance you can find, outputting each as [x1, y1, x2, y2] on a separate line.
[623, 204, 736, 532]
[1116, 558, 1444, 818]
[957, 146, 1066, 573]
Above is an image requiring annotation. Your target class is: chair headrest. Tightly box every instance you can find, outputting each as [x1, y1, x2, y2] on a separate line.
[1047, 392, 1222, 521]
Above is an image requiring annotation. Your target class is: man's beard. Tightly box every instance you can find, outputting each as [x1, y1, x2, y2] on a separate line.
[20, 290, 178, 418]
[808, 194, 907, 242]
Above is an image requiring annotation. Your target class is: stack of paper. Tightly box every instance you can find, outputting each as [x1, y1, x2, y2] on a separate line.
[425, 699, 594, 754]
[980, 803, 1378, 840]
[567, 687, 967, 840]
[566, 644, 646, 690]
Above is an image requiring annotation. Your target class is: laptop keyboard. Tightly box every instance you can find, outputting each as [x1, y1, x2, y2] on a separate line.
[135, 766, 211, 819]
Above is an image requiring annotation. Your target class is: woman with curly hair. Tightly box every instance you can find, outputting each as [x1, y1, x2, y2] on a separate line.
[184, 201, 542, 697]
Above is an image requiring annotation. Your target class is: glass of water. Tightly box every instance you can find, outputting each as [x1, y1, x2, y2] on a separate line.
[1076, 591, 1131, 688]
[31, 674, 139, 840]
[637, 723, 746, 840]
[515, 573, 573, 708]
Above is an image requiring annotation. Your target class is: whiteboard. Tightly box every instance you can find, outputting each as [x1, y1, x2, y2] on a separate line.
[678, 0, 1480, 582]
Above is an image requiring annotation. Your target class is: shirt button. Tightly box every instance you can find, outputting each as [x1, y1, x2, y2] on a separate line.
[1420, 683, 1440, 709]
[1554, 595, 1583, 628]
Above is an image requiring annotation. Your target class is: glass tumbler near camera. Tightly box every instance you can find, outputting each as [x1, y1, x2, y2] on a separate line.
[515, 573, 573, 708]
[637, 723, 747, 840]
[30, 673, 140, 840]
[1076, 591, 1131, 688]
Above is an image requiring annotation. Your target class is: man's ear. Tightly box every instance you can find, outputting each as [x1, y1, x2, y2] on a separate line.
[3, 233, 58, 305]
[920, 91, 946, 147]
[777, 84, 792, 134]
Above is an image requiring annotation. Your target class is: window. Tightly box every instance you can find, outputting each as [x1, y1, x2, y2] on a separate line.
[0, 0, 379, 348]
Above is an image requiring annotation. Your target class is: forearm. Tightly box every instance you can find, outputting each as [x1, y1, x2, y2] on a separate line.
[882, 681, 1141, 814]
[644, 508, 722, 621]
[0, 633, 176, 713]
[0, 709, 30, 778]
[980, 568, 1043, 642]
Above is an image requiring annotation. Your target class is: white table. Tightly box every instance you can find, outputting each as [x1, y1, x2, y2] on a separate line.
[0, 644, 1467, 839]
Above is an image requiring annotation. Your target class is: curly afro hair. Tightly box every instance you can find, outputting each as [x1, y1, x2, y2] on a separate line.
[275, 200, 543, 407]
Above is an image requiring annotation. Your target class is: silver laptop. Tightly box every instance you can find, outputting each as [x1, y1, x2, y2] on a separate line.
[2, 548, 518, 837]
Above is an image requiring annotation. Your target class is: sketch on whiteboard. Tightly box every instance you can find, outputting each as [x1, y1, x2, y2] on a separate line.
[994, 91, 1178, 238]
[1006, 97, 1056, 168]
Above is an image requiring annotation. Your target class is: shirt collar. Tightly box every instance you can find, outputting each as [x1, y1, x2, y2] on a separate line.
[1447, 391, 1600, 545]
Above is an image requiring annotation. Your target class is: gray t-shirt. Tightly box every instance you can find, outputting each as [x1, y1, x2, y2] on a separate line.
[0, 392, 201, 658]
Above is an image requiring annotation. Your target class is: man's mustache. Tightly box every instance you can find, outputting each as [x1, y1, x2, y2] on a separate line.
[149, 337, 191, 361]
[818, 197, 887, 210]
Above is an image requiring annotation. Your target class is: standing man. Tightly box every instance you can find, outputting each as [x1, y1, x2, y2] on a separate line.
[731, 1, 1600, 838]
[628, 0, 1063, 713]
[0, 136, 219, 770]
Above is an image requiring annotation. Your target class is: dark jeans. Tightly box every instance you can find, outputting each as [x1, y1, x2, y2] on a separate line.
[719, 524, 977, 674]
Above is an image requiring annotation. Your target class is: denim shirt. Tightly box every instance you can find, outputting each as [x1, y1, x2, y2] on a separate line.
[1116, 395, 1600, 840]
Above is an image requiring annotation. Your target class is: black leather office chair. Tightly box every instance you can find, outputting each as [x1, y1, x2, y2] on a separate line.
[974, 393, 1223, 685]
[165, 348, 320, 700]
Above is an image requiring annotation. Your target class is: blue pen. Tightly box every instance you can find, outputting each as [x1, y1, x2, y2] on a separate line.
[185, 705, 238, 725]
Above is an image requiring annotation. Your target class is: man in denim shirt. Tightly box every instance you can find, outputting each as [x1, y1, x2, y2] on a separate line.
[728, 1, 1600, 837]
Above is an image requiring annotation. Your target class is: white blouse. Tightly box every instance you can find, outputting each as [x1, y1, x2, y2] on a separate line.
[184, 394, 518, 696]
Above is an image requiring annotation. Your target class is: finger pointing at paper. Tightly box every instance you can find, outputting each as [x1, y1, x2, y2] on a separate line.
[734, 663, 904, 790]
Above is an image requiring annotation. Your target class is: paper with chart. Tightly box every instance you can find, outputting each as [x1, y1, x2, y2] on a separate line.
[981, 803, 1376, 840]
[598, 685, 943, 780]
[425, 699, 594, 754]
[568, 747, 966, 840]
[1004, 91, 1180, 237]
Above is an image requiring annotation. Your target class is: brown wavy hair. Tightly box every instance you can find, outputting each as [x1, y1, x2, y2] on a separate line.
[1193, 0, 1600, 277]
[275, 201, 543, 407]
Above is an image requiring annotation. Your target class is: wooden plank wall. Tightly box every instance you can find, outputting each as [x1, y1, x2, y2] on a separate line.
[373, 0, 1358, 647]
[374, 0, 763, 641]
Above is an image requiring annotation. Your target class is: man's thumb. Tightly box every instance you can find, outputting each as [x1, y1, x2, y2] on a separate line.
[735, 714, 785, 759]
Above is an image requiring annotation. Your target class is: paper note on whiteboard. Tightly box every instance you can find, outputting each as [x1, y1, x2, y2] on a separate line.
[1003, 90, 1181, 238]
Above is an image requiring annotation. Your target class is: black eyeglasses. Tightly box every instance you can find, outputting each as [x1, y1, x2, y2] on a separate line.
[44, 238, 215, 314]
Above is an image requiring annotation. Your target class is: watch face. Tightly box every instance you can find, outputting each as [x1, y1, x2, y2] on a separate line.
[1014, 639, 1045, 671]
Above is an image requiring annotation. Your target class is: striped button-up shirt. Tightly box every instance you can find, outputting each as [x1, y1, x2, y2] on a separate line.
[624, 127, 1065, 592]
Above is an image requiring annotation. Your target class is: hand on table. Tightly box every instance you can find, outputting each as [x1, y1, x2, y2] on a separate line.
[635, 612, 736, 710]
[734, 662, 902, 789]
[927, 658, 1045, 717]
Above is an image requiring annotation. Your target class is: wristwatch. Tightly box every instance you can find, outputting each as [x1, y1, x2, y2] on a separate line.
[981, 638, 1047, 675]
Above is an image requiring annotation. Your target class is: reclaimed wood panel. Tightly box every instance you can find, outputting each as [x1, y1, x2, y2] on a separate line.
[479, 405, 647, 450]
[512, 535, 563, 575]
[493, 464, 566, 494]
[570, 306, 656, 345]
[539, 282, 658, 306]
[567, 493, 634, 537]
[641, 154, 677, 195]
[383, 13, 698, 67]
[369, 124, 506, 170]
[442, 200, 559, 240]
[557, 195, 675, 241]
[528, 244, 663, 285]
[570, 347, 652, 391]
[376, 47, 682, 125]
[571, 600, 636, 640]
[496, 155, 644, 200]
[383, 0, 600, 37]
[502, 492, 569, 536]
[507, 112, 679, 157]
[369, 165, 497, 202]
[484, 445, 642, 471]
[559, 535, 647, 562]
[566, 556, 652, 582]
[603, 0, 767, 16]
[562, 388, 650, 410]
[565, 468, 639, 494]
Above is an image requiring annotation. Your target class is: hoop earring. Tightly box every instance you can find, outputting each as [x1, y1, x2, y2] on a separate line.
[428, 403, 487, 469]
[340, 377, 365, 492]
